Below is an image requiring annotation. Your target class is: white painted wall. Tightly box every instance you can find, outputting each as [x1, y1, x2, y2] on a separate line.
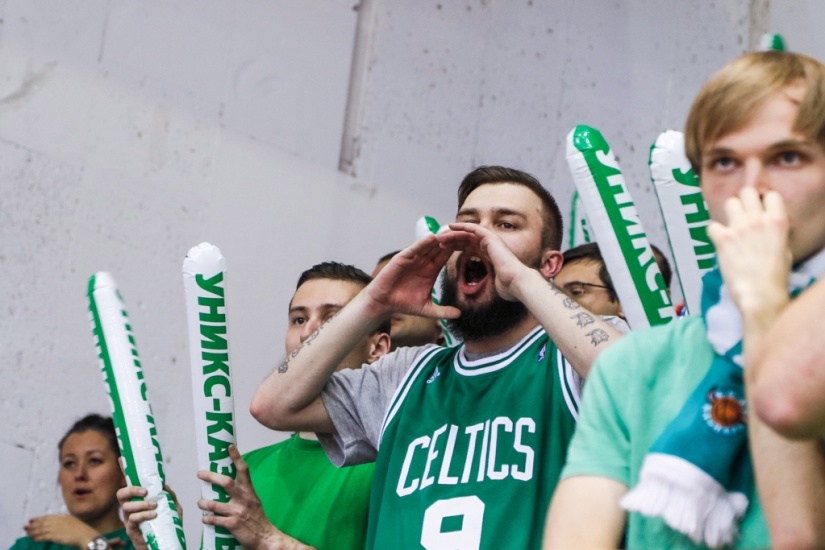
[1, 0, 821, 547]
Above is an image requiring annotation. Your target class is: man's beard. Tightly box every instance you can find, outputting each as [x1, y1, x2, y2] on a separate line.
[440, 269, 531, 343]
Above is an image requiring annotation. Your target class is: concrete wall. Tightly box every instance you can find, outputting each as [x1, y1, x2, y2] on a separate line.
[1, 0, 819, 546]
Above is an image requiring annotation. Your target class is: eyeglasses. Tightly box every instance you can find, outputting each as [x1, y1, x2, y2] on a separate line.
[560, 281, 611, 298]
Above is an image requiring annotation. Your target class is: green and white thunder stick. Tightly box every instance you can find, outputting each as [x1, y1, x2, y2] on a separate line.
[567, 190, 592, 249]
[566, 125, 675, 329]
[182, 243, 240, 550]
[87, 273, 186, 550]
[758, 33, 786, 52]
[416, 216, 459, 346]
[649, 130, 716, 315]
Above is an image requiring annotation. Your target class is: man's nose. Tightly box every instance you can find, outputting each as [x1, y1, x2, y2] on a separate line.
[742, 158, 769, 192]
[300, 320, 321, 343]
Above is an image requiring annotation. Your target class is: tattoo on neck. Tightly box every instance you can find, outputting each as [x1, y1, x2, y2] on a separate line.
[277, 310, 342, 374]
[586, 328, 609, 346]
[571, 312, 595, 328]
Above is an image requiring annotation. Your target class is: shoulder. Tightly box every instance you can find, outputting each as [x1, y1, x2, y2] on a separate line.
[595, 316, 710, 376]
[243, 439, 291, 466]
[333, 344, 442, 384]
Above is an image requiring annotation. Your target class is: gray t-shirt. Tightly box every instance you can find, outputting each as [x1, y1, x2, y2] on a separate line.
[318, 316, 629, 467]
[318, 345, 434, 467]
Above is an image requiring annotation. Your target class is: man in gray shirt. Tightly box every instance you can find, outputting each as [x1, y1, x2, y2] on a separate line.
[251, 165, 625, 549]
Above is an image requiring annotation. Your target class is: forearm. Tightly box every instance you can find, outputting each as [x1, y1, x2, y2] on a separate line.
[752, 280, 825, 439]
[250, 289, 388, 428]
[512, 269, 623, 378]
[747, 386, 825, 548]
[744, 309, 825, 548]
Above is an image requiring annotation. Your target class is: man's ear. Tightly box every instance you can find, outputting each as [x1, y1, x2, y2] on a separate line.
[366, 332, 391, 364]
[539, 249, 564, 279]
[617, 302, 625, 321]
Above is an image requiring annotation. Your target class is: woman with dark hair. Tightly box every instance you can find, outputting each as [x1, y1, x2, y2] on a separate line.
[10, 414, 133, 550]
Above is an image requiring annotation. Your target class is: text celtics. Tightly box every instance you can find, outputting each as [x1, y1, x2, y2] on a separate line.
[395, 416, 536, 497]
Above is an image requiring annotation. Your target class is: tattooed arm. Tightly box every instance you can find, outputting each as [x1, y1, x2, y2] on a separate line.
[250, 236, 458, 432]
[439, 223, 623, 379]
[515, 275, 621, 378]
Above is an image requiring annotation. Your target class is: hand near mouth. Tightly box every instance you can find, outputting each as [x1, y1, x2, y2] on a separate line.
[365, 234, 461, 319]
[438, 223, 530, 302]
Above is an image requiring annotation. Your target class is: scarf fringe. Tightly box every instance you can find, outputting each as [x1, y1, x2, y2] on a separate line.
[621, 454, 749, 549]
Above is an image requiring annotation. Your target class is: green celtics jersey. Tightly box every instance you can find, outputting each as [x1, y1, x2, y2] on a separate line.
[368, 325, 581, 550]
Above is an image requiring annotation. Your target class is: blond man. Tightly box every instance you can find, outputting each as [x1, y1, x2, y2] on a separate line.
[544, 51, 825, 550]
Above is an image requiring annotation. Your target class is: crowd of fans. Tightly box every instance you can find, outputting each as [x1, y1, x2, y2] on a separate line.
[14, 50, 825, 550]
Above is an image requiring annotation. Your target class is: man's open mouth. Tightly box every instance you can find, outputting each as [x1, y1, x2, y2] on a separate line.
[73, 488, 92, 498]
[460, 255, 490, 295]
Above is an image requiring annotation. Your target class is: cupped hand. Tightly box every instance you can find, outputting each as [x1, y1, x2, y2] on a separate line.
[437, 223, 531, 301]
[24, 514, 99, 549]
[365, 234, 461, 319]
[707, 187, 791, 315]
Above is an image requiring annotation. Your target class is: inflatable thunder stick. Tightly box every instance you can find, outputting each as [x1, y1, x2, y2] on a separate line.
[182, 243, 240, 550]
[649, 131, 716, 316]
[565, 125, 675, 329]
[416, 216, 459, 346]
[87, 273, 186, 550]
[567, 191, 592, 249]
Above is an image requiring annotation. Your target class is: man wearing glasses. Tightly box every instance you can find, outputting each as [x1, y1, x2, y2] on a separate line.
[554, 243, 672, 320]
[553, 243, 624, 319]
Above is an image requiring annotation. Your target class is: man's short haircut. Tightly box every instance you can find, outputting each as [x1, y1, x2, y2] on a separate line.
[457, 166, 563, 251]
[59, 414, 119, 457]
[296, 262, 390, 335]
[562, 243, 618, 302]
[650, 244, 673, 290]
[377, 250, 401, 266]
[685, 51, 825, 172]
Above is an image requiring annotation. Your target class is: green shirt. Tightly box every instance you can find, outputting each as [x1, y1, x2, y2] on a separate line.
[10, 529, 133, 550]
[561, 316, 770, 549]
[244, 435, 374, 550]
[370, 327, 579, 550]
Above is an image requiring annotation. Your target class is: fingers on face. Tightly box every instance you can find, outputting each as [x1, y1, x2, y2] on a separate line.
[724, 195, 746, 226]
[425, 303, 461, 320]
[763, 190, 788, 220]
[738, 186, 763, 214]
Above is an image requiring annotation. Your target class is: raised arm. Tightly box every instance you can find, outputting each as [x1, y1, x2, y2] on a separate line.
[250, 235, 459, 432]
[750, 276, 825, 439]
[709, 188, 825, 548]
[438, 223, 624, 378]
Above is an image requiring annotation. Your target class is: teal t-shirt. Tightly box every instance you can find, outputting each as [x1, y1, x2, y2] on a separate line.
[561, 316, 770, 549]
[10, 528, 133, 550]
[244, 434, 374, 550]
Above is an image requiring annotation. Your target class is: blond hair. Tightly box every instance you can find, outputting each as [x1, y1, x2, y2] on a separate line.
[685, 51, 825, 172]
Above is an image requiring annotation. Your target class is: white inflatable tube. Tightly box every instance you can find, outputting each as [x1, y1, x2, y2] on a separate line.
[182, 243, 240, 550]
[87, 273, 186, 550]
[566, 125, 675, 329]
[649, 131, 716, 315]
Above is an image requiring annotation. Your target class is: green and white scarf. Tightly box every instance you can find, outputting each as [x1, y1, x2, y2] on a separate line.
[621, 247, 825, 548]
